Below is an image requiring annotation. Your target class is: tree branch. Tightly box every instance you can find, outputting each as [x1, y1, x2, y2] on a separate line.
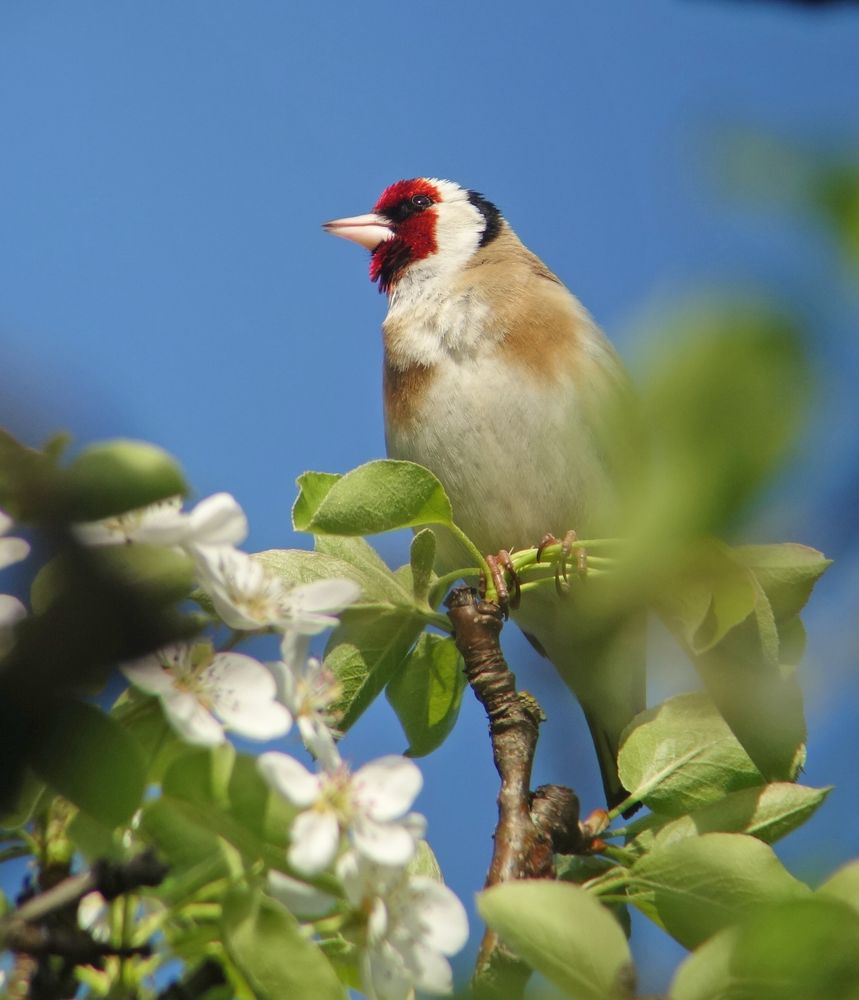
[445, 587, 583, 998]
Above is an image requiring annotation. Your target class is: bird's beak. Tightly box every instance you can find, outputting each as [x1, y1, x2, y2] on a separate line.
[322, 213, 394, 251]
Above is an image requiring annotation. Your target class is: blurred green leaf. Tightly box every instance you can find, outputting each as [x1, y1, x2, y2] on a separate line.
[30, 700, 145, 826]
[638, 783, 831, 852]
[408, 528, 437, 605]
[635, 305, 809, 546]
[408, 839, 444, 882]
[629, 833, 809, 949]
[139, 796, 241, 893]
[0, 428, 52, 518]
[293, 460, 453, 536]
[0, 770, 45, 829]
[694, 625, 806, 783]
[734, 543, 831, 621]
[222, 889, 346, 1000]
[31, 544, 195, 616]
[817, 860, 859, 915]
[479, 881, 634, 1000]
[659, 541, 758, 655]
[61, 439, 187, 520]
[670, 898, 859, 1000]
[386, 634, 466, 757]
[618, 693, 764, 816]
[325, 605, 426, 731]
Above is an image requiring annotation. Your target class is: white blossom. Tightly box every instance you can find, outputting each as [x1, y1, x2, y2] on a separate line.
[122, 642, 291, 746]
[74, 492, 247, 552]
[270, 656, 342, 769]
[0, 509, 29, 571]
[258, 753, 425, 875]
[195, 545, 360, 635]
[337, 850, 468, 1000]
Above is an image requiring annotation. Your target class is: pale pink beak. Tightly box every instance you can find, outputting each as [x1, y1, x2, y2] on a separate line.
[322, 212, 394, 251]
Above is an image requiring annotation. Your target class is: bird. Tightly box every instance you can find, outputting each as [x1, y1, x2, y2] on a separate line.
[323, 177, 645, 813]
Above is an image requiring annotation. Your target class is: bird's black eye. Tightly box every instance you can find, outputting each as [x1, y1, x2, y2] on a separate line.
[410, 194, 433, 210]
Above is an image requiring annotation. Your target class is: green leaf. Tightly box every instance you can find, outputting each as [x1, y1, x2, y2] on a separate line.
[693, 625, 806, 783]
[618, 693, 764, 816]
[292, 460, 453, 536]
[642, 783, 831, 851]
[62, 439, 187, 520]
[735, 543, 831, 620]
[257, 544, 407, 607]
[408, 839, 444, 882]
[162, 743, 238, 811]
[386, 634, 465, 757]
[659, 541, 758, 655]
[291, 471, 341, 533]
[139, 796, 241, 892]
[325, 605, 426, 731]
[0, 770, 45, 829]
[670, 898, 859, 1000]
[629, 833, 809, 949]
[479, 881, 635, 1000]
[31, 544, 195, 616]
[222, 888, 346, 1000]
[0, 428, 52, 517]
[408, 529, 437, 604]
[817, 860, 859, 916]
[635, 305, 809, 545]
[30, 700, 145, 826]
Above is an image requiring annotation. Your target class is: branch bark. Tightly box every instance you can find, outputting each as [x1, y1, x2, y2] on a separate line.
[445, 587, 584, 999]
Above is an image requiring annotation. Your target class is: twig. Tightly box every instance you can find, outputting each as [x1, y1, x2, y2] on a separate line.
[445, 587, 582, 999]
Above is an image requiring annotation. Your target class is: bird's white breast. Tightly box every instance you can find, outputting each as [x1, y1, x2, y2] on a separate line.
[385, 330, 614, 565]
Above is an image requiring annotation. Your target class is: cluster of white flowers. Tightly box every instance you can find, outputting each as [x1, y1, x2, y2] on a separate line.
[76, 492, 468, 1000]
[76, 492, 359, 750]
[0, 509, 30, 658]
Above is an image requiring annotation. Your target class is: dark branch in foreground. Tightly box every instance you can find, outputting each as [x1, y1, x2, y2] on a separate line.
[445, 587, 585, 999]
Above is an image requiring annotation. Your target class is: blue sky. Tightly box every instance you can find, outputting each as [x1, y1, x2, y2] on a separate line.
[2, 1, 858, 993]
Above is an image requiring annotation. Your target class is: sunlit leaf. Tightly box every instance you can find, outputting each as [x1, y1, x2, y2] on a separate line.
[629, 833, 809, 949]
[670, 898, 859, 1000]
[325, 605, 426, 731]
[479, 881, 635, 1000]
[222, 889, 346, 1000]
[618, 693, 764, 816]
[386, 634, 466, 757]
[293, 460, 453, 536]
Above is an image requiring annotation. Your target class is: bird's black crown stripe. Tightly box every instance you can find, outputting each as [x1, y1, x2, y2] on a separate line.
[467, 190, 502, 247]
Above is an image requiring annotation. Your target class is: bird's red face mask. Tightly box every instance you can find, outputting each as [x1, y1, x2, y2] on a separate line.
[323, 179, 441, 293]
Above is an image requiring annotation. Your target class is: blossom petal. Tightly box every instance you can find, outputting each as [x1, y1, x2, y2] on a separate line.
[352, 818, 418, 867]
[0, 536, 30, 571]
[289, 809, 340, 874]
[160, 691, 225, 746]
[352, 756, 423, 821]
[0, 593, 26, 627]
[257, 752, 320, 806]
[404, 878, 469, 955]
[408, 941, 454, 996]
[121, 657, 179, 696]
[219, 699, 292, 740]
[289, 578, 361, 613]
[204, 652, 277, 699]
[185, 493, 248, 548]
[366, 938, 414, 1000]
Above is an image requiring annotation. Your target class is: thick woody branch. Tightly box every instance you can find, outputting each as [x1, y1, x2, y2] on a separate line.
[445, 587, 582, 998]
